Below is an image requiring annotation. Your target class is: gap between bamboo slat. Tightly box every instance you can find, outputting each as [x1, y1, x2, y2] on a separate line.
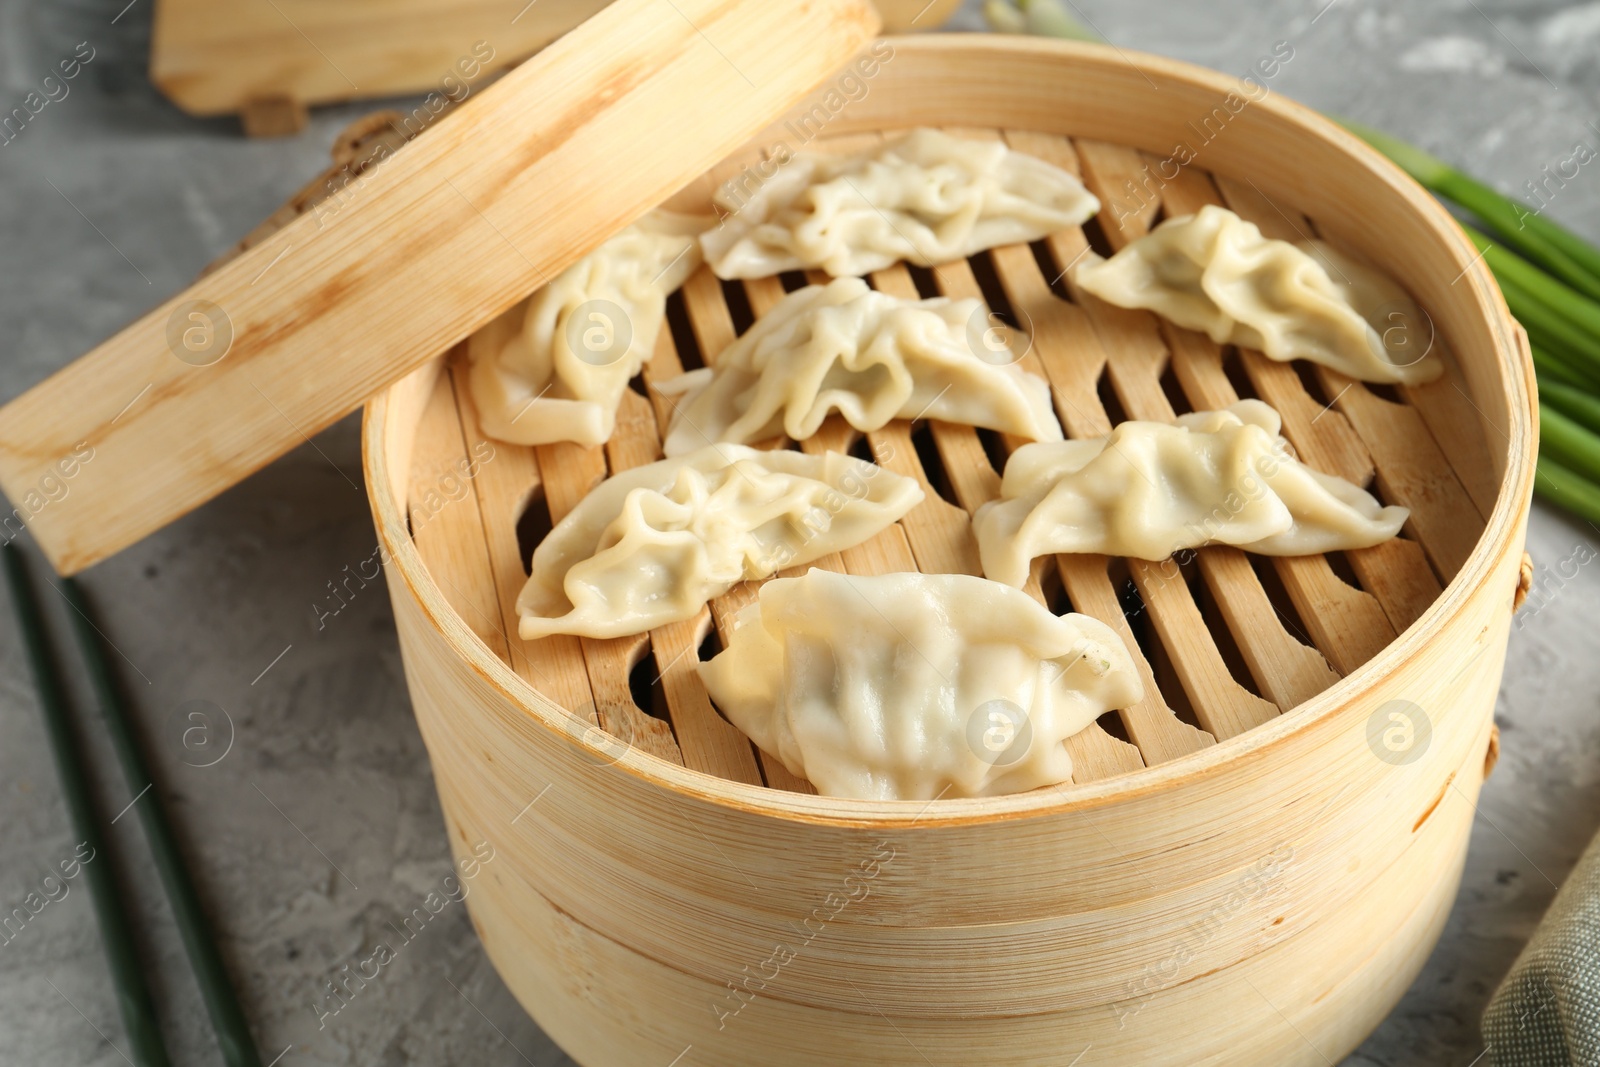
[858, 262, 1140, 778]
[519, 430, 681, 764]
[1149, 157, 1442, 643]
[991, 241, 1277, 741]
[409, 126, 1499, 795]
[1217, 172, 1502, 519]
[867, 267, 995, 579]
[856, 269, 1141, 780]
[1068, 137, 1410, 674]
[923, 150, 1209, 765]
[673, 264, 818, 792]
[445, 356, 594, 720]
[611, 333, 763, 782]
[1210, 173, 1487, 588]
[981, 130, 1286, 740]
[443, 248, 765, 777]
[408, 365, 516, 666]
[821, 208, 1141, 778]
[697, 165, 1142, 783]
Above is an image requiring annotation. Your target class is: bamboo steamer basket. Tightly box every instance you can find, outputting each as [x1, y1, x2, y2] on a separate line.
[363, 36, 1534, 1067]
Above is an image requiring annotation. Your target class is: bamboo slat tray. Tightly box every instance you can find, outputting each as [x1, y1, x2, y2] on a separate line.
[362, 37, 1533, 1067]
[395, 140, 1499, 791]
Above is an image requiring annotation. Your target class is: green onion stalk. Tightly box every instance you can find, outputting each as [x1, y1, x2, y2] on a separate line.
[1542, 377, 1600, 436]
[1536, 455, 1600, 525]
[982, 0, 1102, 42]
[1337, 122, 1600, 304]
[1343, 136, 1600, 523]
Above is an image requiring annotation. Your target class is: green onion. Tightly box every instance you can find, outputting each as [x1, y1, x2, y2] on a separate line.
[1526, 321, 1600, 388]
[982, 0, 1102, 41]
[1536, 455, 1600, 525]
[1463, 224, 1600, 335]
[1533, 345, 1596, 391]
[1493, 269, 1600, 381]
[1521, 301, 1600, 370]
[1342, 119, 1600, 303]
[1541, 377, 1600, 437]
[1541, 404, 1600, 485]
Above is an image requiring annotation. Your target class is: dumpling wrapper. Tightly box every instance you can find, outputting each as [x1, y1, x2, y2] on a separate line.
[1073, 204, 1440, 385]
[659, 277, 1062, 456]
[973, 400, 1410, 585]
[699, 569, 1143, 801]
[701, 128, 1100, 279]
[517, 444, 922, 639]
[469, 209, 709, 447]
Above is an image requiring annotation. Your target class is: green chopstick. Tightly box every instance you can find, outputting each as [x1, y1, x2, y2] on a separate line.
[59, 578, 264, 1067]
[1, 545, 172, 1067]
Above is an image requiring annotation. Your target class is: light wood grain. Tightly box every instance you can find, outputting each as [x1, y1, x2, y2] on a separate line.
[1316, 369, 1486, 583]
[1128, 558, 1279, 741]
[152, 1, 953, 119]
[459, 306, 772, 781]
[605, 340, 764, 782]
[980, 136, 1282, 737]
[1401, 342, 1502, 518]
[385, 73, 1504, 786]
[360, 36, 1531, 1067]
[239, 94, 306, 138]
[524, 433, 681, 763]
[1129, 146, 1446, 641]
[407, 362, 511, 662]
[674, 260, 822, 792]
[0, 0, 878, 575]
[924, 247, 1181, 772]
[651, 610, 765, 785]
[1194, 548, 1340, 710]
[153, 0, 608, 117]
[445, 356, 596, 717]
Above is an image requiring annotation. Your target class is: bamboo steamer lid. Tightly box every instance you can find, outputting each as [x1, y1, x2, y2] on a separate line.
[0, 0, 880, 575]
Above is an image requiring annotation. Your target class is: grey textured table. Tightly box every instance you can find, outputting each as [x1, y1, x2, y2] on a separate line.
[1, 1, 1597, 1064]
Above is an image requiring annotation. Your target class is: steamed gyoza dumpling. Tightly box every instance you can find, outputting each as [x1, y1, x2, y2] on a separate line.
[469, 209, 709, 447]
[1073, 204, 1440, 385]
[972, 400, 1409, 585]
[516, 445, 921, 639]
[699, 569, 1142, 801]
[701, 128, 1099, 278]
[658, 278, 1062, 455]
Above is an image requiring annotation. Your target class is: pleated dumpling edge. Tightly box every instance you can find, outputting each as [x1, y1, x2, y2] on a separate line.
[469, 209, 711, 448]
[700, 128, 1101, 279]
[1072, 204, 1440, 386]
[698, 569, 1144, 801]
[658, 277, 1064, 455]
[973, 399, 1410, 585]
[516, 445, 923, 640]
